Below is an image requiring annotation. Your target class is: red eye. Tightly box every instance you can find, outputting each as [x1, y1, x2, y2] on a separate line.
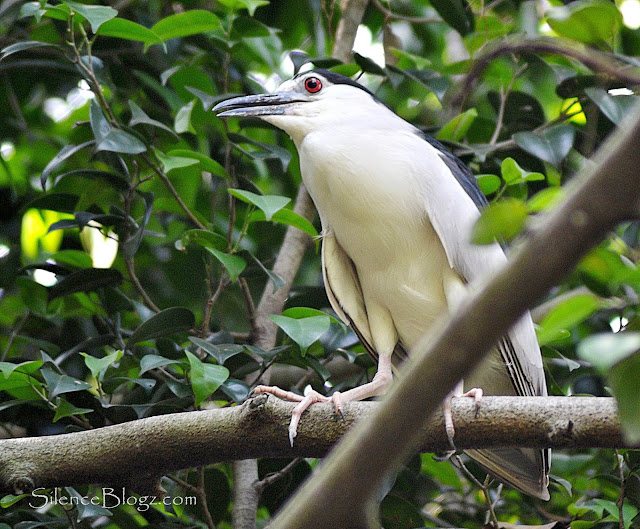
[304, 77, 322, 93]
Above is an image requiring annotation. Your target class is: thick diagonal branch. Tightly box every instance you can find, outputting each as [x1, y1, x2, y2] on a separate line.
[267, 103, 640, 529]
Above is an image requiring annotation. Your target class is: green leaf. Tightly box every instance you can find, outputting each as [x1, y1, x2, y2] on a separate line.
[513, 126, 575, 167]
[128, 307, 195, 345]
[62, 0, 117, 33]
[501, 157, 545, 185]
[205, 248, 246, 281]
[228, 133, 292, 171]
[0, 41, 63, 61]
[585, 87, 638, 125]
[215, 0, 269, 16]
[41, 367, 92, 398]
[97, 18, 163, 46]
[48, 268, 123, 300]
[185, 351, 229, 406]
[0, 360, 43, 378]
[17, 277, 48, 314]
[181, 229, 228, 252]
[527, 187, 565, 213]
[155, 150, 200, 173]
[249, 208, 318, 237]
[175, 100, 197, 134]
[54, 169, 129, 191]
[167, 149, 229, 179]
[52, 398, 93, 422]
[282, 307, 342, 326]
[229, 189, 290, 221]
[269, 314, 330, 355]
[90, 101, 147, 154]
[80, 351, 122, 380]
[249, 253, 285, 293]
[536, 293, 601, 346]
[221, 378, 250, 403]
[51, 250, 92, 269]
[353, 52, 386, 76]
[476, 174, 501, 195]
[436, 108, 478, 141]
[429, 0, 475, 35]
[151, 10, 222, 41]
[129, 101, 177, 137]
[577, 332, 640, 369]
[41, 141, 95, 189]
[122, 190, 153, 259]
[607, 352, 640, 444]
[139, 354, 180, 375]
[472, 198, 528, 244]
[547, 0, 622, 45]
[593, 498, 638, 527]
[0, 494, 28, 508]
[189, 337, 245, 364]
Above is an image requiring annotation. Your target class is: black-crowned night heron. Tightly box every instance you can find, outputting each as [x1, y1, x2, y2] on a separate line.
[214, 69, 550, 500]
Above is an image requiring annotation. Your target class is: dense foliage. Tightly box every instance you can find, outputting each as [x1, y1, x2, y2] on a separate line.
[1, 0, 640, 527]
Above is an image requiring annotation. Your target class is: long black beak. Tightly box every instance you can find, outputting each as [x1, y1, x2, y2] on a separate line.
[212, 92, 308, 118]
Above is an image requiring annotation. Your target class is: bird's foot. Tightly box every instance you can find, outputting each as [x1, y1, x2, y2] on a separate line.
[252, 385, 343, 446]
[444, 387, 484, 451]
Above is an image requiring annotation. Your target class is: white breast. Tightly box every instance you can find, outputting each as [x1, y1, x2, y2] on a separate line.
[299, 127, 459, 348]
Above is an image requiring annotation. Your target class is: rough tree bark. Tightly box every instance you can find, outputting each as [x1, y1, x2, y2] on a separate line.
[0, 397, 629, 495]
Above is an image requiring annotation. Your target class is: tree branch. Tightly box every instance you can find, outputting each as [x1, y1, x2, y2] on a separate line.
[266, 105, 640, 528]
[0, 397, 629, 495]
[333, 0, 370, 63]
[454, 37, 640, 109]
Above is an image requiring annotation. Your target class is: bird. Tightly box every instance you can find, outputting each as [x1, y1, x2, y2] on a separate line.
[213, 69, 550, 500]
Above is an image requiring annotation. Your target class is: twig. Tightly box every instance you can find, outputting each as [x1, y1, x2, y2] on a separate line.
[124, 258, 161, 313]
[489, 63, 526, 145]
[616, 450, 626, 529]
[139, 153, 206, 230]
[238, 277, 257, 337]
[1, 310, 30, 362]
[254, 457, 303, 493]
[455, 38, 640, 109]
[371, 0, 442, 24]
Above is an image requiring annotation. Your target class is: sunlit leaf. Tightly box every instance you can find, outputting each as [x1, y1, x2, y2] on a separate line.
[228, 189, 290, 221]
[436, 108, 477, 141]
[151, 10, 221, 41]
[205, 248, 246, 281]
[215, 0, 269, 16]
[536, 293, 601, 346]
[472, 198, 528, 244]
[185, 351, 229, 407]
[167, 149, 229, 179]
[62, 0, 117, 33]
[97, 18, 163, 46]
[269, 314, 330, 355]
[547, 0, 622, 45]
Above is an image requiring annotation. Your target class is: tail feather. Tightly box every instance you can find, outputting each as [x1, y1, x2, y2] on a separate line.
[466, 447, 550, 500]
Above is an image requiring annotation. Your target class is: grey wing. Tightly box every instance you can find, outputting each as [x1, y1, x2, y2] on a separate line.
[414, 133, 550, 499]
[322, 232, 408, 368]
[414, 135, 546, 397]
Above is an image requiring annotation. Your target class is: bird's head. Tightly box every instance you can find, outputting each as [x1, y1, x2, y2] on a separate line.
[213, 69, 389, 144]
